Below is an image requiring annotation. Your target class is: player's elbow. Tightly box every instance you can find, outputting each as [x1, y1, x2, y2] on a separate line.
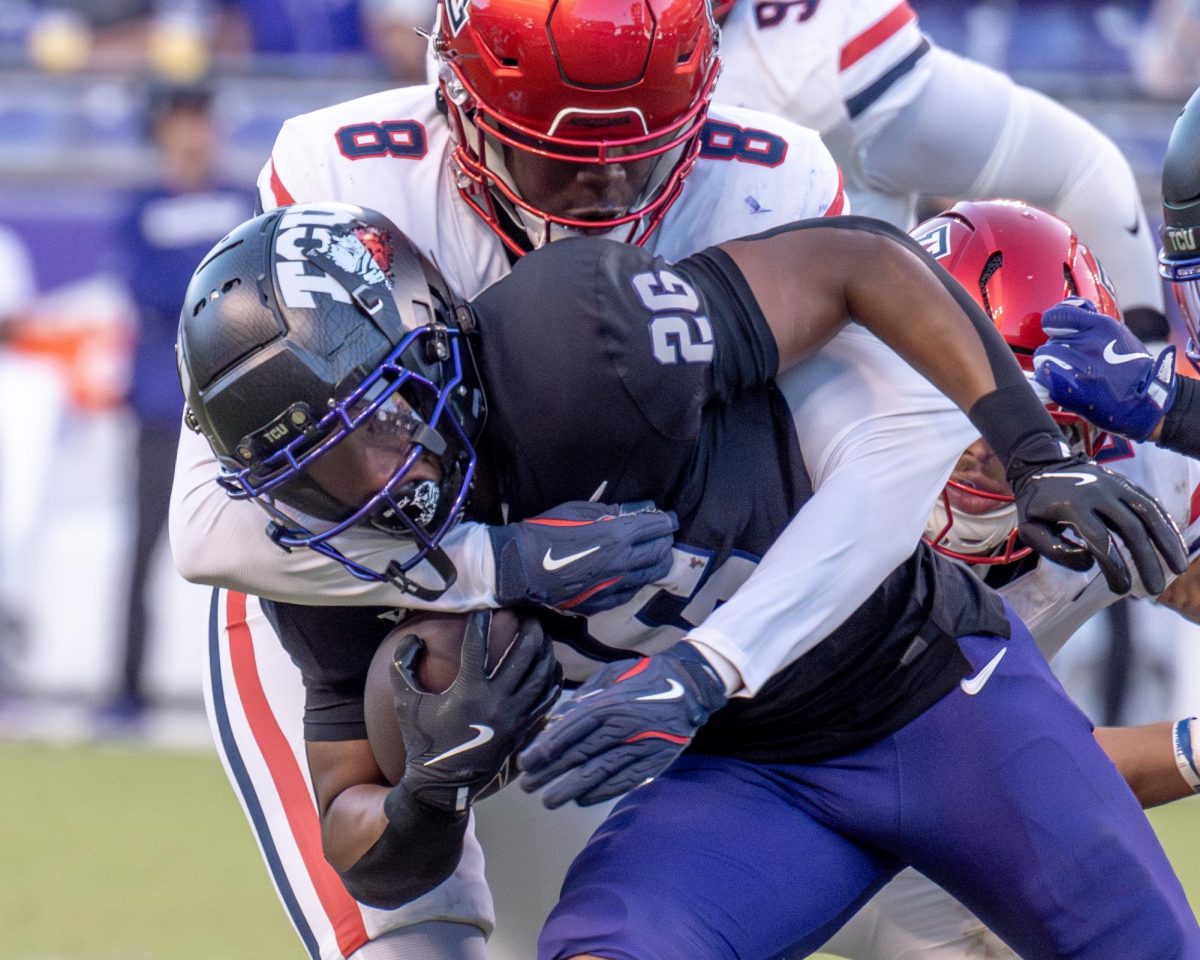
[336, 851, 457, 909]
[168, 506, 228, 587]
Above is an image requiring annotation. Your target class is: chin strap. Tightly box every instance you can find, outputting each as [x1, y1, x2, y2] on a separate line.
[385, 545, 459, 602]
[262, 510, 460, 603]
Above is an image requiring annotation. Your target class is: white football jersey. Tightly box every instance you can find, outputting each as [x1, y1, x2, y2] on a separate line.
[714, 0, 1166, 314]
[998, 438, 1200, 660]
[715, 0, 929, 137]
[256, 84, 844, 300]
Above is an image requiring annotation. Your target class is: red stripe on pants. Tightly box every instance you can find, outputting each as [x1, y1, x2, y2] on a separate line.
[225, 590, 369, 958]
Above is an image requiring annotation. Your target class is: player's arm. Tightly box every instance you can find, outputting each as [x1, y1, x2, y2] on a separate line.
[720, 216, 1023, 411]
[308, 611, 560, 907]
[1159, 557, 1200, 622]
[170, 417, 674, 611]
[850, 45, 1164, 320]
[168, 423, 500, 607]
[684, 334, 982, 692]
[719, 216, 1186, 595]
[1095, 722, 1200, 808]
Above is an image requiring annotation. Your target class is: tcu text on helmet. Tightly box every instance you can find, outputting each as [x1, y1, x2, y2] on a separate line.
[274, 207, 362, 310]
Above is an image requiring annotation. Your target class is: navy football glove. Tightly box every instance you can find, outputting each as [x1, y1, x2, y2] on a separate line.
[489, 501, 677, 614]
[392, 610, 562, 814]
[1033, 298, 1178, 441]
[517, 641, 727, 809]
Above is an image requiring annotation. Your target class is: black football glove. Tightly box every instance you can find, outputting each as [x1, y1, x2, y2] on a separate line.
[1006, 433, 1187, 595]
[391, 609, 562, 815]
[489, 500, 678, 614]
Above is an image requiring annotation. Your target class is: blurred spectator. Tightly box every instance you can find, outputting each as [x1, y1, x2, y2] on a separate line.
[98, 84, 252, 723]
[0, 227, 34, 340]
[151, 0, 434, 81]
[0, 225, 38, 690]
[1135, 0, 1200, 98]
[362, 0, 436, 82]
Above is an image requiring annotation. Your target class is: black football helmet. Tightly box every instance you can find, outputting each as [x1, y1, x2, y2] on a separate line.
[1161, 85, 1200, 371]
[177, 202, 486, 599]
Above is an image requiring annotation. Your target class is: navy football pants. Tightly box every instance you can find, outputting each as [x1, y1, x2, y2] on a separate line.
[539, 607, 1200, 960]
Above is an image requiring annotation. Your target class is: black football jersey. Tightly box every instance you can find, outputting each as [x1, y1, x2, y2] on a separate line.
[268, 234, 1009, 763]
[472, 236, 1010, 763]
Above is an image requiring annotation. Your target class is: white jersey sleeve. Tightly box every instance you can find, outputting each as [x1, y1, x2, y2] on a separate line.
[686, 325, 979, 695]
[0, 226, 34, 320]
[999, 439, 1200, 660]
[851, 47, 1164, 313]
[715, 0, 930, 137]
[168, 419, 498, 608]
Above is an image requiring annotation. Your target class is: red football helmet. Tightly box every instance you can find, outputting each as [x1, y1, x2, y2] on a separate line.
[912, 199, 1121, 566]
[433, 0, 720, 255]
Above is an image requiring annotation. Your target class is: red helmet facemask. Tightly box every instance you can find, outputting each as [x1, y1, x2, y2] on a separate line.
[433, 0, 720, 256]
[912, 200, 1120, 566]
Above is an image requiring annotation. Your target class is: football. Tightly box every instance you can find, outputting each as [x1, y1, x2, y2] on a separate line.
[363, 609, 522, 784]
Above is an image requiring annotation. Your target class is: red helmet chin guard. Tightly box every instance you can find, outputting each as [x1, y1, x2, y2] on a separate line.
[434, 0, 720, 255]
[912, 199, 1121, 566]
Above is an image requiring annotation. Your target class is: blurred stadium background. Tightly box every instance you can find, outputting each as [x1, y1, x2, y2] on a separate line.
[1, 1, 1199, 958]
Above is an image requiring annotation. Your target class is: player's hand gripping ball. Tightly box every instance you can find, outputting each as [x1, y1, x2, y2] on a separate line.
[365, 610, 561, 812]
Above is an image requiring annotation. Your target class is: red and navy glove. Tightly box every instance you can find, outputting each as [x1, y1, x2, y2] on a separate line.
[517, 641, 727, 808]
[489, 501, 677, 614]
[1033, 298, 1178, 441]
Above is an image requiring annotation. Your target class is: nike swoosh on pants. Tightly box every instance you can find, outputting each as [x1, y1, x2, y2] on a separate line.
[960, 647, 1007, 696]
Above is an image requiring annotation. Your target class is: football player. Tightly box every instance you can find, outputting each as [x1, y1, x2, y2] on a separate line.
[167, 2, 1184, 956]
[177, 201, 1197, 959]
[713, 0, 1167, 335]
[818, 200, 1200, 960]
[169, 3, 842, 953]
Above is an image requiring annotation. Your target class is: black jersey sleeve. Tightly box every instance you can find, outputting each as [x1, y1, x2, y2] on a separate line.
[471, 237, 778, 513]
[261, 600, 397, 741]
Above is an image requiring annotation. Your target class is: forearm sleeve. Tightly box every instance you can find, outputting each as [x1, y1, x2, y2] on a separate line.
[1160, 376, 1200, 460]
[684, 327, 980, 694]
[338, 784, 469, 909]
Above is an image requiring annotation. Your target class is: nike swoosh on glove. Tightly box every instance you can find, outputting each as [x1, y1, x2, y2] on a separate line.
[489, 501, 678, 614]
[393, 610, 562, 814]
[517, 641, 726, 809]
[1033, 297, 1178, 441]
[1005, 432, 1186, 595]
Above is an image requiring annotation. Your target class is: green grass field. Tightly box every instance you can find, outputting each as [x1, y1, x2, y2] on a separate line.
[3, 741, 1198, 960]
